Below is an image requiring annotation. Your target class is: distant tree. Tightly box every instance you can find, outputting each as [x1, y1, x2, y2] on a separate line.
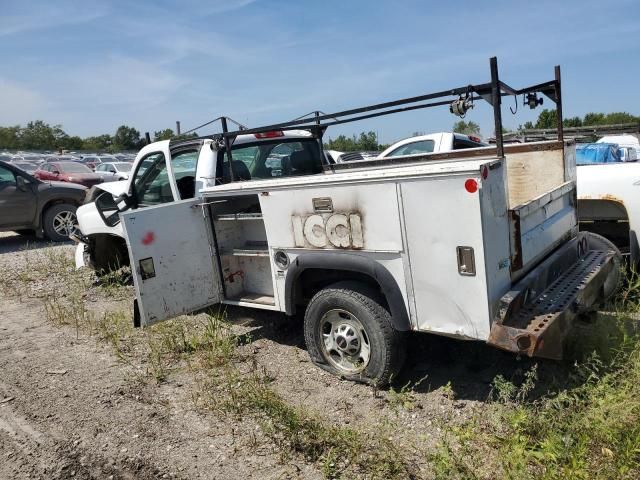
[19, 120, 56, 150]
[83, 134, 112, 151]
[527, 110, 639, 131]
[582, 112, 606, 126]
[602, 112, 639, 124]
[563, 116, 583, 128]
[154, 128, 174, 141]
[0, 125, 21, 149]
[534, 109, 557, 129]
[112, 125, 141, 150]
[324, 131, 382, 151]
[582, 112, 638, 126]
[452, 120, 481, 136]
[356, 131, 379, 150]
[61, 136, 84, 150]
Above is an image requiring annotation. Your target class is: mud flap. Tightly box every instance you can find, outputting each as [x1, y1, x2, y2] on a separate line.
[133, 299, 141, 328]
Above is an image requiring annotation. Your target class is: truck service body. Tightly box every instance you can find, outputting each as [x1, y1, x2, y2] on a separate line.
[76, 58, 620, 385]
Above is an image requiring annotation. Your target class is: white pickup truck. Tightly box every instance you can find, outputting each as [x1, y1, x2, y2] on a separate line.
[378, 132, 486, 158]
[74, 58, 620, 385]
[577, 160, 640, 266]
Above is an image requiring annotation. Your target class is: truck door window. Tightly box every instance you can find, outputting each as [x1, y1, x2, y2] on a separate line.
[171, 149, 198, 199]
[387, 140, 435, 157]
[132, 152, 173, 207]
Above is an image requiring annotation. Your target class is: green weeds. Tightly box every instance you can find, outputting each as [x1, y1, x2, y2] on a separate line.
[431, 270, 640, 480]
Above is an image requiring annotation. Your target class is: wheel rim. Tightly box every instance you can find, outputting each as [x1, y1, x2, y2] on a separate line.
[52, 210, 78, 237]
[320, 309, 371, 374]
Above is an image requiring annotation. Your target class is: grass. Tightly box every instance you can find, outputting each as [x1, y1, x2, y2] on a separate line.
[15, 243, 640, 479]
[207, 365, 414, 479]
[0, 245, 91, 299]
[38, 279, 416, 478]
[430, 270, 640, 480]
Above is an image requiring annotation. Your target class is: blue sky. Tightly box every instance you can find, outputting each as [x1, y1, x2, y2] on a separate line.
[1, 0, 638, 144]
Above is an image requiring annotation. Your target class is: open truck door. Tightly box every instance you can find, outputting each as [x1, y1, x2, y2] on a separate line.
[121, 198, 222, 327]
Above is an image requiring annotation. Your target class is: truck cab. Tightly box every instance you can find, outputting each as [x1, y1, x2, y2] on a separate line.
[74, 130, 322, 272]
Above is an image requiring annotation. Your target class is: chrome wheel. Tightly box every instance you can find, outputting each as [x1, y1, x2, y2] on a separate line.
[320, 309, 371, 374]
[52, 210, 77, 237]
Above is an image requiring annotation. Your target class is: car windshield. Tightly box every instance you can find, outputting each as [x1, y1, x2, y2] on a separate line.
[114, 163, 132, 172]
[59, 162, 92, 173]
[387, 139, 435, 157]
[576, 144, 622, 165]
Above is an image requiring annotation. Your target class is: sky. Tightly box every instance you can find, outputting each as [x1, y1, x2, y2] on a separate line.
[1, 0, 639, 144]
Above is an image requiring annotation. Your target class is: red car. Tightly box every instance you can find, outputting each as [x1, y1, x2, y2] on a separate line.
[34, 161, 104, 188]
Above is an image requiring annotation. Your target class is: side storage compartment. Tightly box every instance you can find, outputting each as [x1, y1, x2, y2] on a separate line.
[210, 194, 276, 307]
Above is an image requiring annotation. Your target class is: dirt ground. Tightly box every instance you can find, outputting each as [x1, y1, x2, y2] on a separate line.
[0, 232, 570, 479]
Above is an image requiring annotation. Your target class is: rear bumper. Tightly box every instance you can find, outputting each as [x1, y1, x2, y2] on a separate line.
[488, 232, 620, 360]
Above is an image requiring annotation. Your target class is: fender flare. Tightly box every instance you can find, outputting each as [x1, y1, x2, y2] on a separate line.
[284, 252, 412, 331]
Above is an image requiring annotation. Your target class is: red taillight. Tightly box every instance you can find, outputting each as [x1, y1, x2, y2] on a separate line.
[465, 179, 478, 193]
[469, 135, 481, 143]
[254, 131, 284, 139]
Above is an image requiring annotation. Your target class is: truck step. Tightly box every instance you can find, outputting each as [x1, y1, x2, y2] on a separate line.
[488, 248, 615, 360]
[508, 251, 608, 333]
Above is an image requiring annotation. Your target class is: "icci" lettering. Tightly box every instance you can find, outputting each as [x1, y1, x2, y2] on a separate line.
[292, 213, 364, 249]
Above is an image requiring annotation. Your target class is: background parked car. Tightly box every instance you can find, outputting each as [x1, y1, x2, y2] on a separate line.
[95, 162, 132, 181]
[34, 161, 106, 188]
[11, 162, 38, 174]
[0, 160, 86, 241]
[78, 156, 102, 170]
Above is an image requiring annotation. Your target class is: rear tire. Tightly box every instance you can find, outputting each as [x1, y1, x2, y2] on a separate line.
[303, 281, 405, 387]
[42, 203, 78, 242]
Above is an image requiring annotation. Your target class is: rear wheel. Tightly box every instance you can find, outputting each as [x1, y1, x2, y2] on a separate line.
[303, 281, 405, 387]
[42, 203, 78, 242]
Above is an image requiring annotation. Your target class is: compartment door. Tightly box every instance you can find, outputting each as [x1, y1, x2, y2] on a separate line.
[121, 198, 222, 326]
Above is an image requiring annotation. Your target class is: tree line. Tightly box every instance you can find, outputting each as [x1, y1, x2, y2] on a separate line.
[324, 131, 389, 152]
[521, 110, 639, 130]
[0, 121, 194, 152]
[3, 111, 636, 153]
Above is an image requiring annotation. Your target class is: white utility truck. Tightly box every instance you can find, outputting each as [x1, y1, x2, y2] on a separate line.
[79, 58, 620, 386]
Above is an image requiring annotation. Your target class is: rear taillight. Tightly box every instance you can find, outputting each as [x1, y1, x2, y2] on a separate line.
[254, 131, 285, 139]
[465, 179, 478, 193]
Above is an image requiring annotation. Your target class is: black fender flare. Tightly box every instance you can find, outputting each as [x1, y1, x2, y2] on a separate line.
[284, 252, 412, 331]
